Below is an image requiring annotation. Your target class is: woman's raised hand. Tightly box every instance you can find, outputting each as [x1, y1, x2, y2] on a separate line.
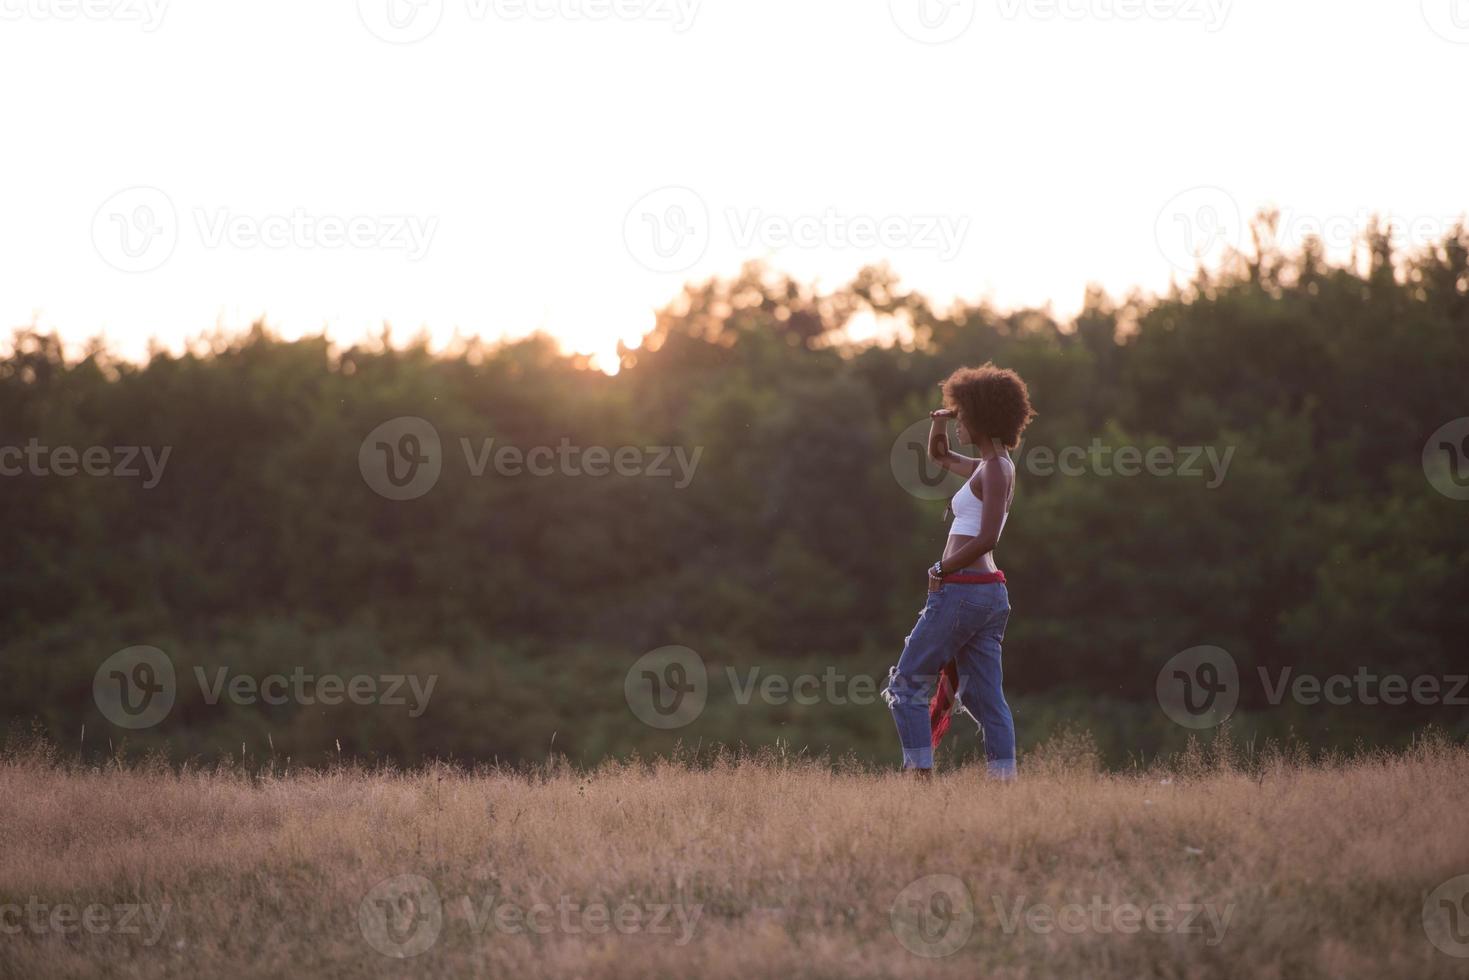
[928, 414, 950, 460]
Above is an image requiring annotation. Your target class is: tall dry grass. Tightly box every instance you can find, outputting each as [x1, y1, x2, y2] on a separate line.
[1, 734, 1467, 979]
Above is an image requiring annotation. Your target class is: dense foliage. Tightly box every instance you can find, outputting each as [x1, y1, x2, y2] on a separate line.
[4, 217, 1467, 766]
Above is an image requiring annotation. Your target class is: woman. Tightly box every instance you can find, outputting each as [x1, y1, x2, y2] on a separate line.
[884, 363, 1035, 777]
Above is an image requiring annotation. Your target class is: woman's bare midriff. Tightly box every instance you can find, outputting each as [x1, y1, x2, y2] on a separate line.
[944, 533, 999, 574]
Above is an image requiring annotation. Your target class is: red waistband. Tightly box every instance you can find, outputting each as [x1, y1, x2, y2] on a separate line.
[941, 569, 1006, 585]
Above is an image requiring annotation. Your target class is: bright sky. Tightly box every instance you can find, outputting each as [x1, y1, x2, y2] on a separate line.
[2, 0, 1465, 370]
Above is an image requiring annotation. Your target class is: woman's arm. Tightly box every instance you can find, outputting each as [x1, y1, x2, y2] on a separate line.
[928, 409, 978, 477]
[937, 459, 1010, 572]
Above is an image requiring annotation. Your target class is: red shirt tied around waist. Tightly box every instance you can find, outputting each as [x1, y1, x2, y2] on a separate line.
[928, 569, 1006, 748]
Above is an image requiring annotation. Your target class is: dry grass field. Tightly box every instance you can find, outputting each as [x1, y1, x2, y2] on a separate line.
[2, 734, 1468, 979]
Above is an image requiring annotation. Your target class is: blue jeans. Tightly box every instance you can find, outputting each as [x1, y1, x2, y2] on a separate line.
[883, 581, 1016, 776]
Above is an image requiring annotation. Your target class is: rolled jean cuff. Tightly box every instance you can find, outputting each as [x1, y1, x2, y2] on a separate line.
[902, 746, 934, 770]
[988, 758, 1017, 779]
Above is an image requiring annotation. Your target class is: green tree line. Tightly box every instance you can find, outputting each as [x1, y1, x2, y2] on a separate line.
[3, 216, 1467, 767]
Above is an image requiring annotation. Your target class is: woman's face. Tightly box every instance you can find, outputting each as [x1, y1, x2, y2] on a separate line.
[955, 413, 974, 446]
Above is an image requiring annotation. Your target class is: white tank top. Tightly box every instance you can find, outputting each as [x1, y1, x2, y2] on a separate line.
[949, 458, 1013, 539]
